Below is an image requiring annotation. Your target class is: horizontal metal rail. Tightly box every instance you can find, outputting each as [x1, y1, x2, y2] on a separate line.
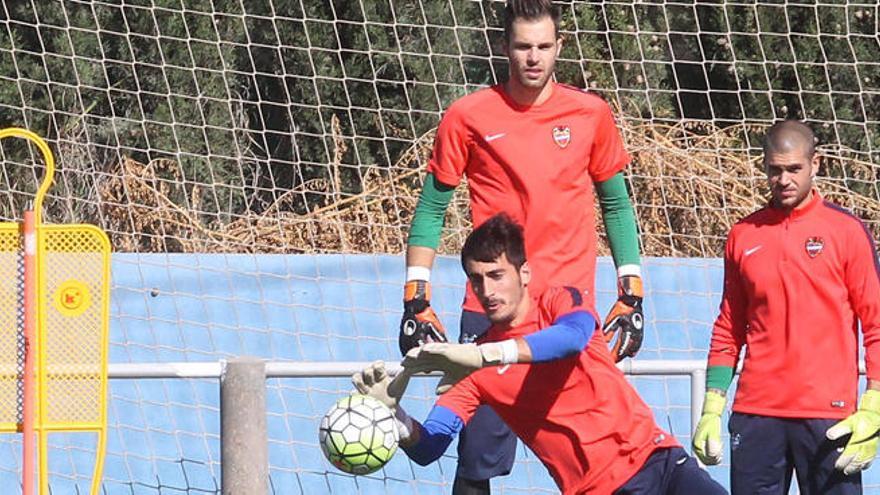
[107, 359, 714, 379]
[105, 360, 868, 437]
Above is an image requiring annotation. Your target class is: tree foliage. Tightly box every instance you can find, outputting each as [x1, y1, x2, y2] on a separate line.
[0, 1, 877, 251]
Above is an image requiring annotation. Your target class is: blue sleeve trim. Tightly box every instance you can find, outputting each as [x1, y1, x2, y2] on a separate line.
[523, 311, 595, 362]
[563, 286, 583, 307]
[401, 405, 464, 465]
[823, 200, 880, 284]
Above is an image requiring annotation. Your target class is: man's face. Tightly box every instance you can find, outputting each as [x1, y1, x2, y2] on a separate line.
[765, 147, 819, 211]
[505, 16, 561, 92]
[464, 253, 531, 325]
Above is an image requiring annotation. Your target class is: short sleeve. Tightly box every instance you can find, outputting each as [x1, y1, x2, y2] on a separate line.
[426, 106, 471, 187]
[588, 100, 630, 183]
[435, 374, 482, 424]
[539, 287, 595, 322]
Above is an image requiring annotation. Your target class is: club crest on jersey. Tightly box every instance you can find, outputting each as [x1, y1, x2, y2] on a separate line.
[805, 237, 824, 258]
[552, 126, 571, 148]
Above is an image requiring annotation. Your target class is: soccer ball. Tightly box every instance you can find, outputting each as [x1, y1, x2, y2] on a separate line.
[319, 394, 399, 475]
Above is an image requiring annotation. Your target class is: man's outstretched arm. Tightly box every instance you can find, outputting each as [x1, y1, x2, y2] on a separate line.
[402, 306, 596, 394]
[352, 361, 466, 465]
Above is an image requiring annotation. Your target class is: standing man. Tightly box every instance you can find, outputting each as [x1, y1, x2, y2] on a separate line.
[692, 120, 880, 494]
[359, 214, 726, 495]
[399, 2, 645, 493]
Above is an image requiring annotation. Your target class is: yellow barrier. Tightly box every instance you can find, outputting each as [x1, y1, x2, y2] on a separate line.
[0, 128, 109, 495]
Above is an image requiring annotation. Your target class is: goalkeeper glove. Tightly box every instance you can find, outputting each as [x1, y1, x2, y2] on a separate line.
[401, 341, 518, 394]
[826, 389, 880, 475]
[692, 390, 726, 465]
[399, 280, 448, 356]
[351, 361, 417, 442]
[602, 275, 644, 362]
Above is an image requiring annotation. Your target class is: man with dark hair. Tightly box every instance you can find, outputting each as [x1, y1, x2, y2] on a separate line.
[357, 214, 726, 495]
[501, 0, 562, 40]
[693, 120, 880, 494]
[399, 1, 645, 491]
[460, 213, 527, 269]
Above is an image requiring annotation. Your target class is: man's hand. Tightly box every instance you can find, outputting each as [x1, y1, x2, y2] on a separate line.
[402, 342, 511, 394]
[692, 390, 726, 465]
[602, 275, 644, 362]
[351, 361, 412, 411]
[827, 389, 880, 475]
[399, 280, 448, 355]
[352, 361, 418, 444]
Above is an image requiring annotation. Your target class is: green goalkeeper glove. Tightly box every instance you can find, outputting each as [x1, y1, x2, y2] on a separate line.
[401, 341, 518, 394]
[826, 389, 880, 475]
[692, 390, 726, 465]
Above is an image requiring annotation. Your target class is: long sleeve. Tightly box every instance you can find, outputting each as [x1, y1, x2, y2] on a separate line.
[596, 172, 641, 270]
[401, 405, 464, 466]
[844, 220, 880, 383]
[523, 310, 595, 362]
[708, 231, 748, 369]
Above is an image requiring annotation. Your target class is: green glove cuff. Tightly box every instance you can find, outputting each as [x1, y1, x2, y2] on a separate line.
[702, 390, 727, 416]
[860, 389, 880, 412]
[706, 365, 735, 392]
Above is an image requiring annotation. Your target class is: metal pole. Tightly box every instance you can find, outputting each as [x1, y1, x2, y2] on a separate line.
[221, 357, 267, 495]
[691, 366, 706, 437]
[21, 211, 36, 495]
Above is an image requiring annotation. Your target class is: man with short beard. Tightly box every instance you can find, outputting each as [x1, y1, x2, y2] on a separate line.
[359, 214, 726, 495]
[693, 120, 880, 494]
[399, 2, 645, 492]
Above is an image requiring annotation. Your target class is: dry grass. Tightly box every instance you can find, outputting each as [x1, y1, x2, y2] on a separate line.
[97, 119, 880, 257]
[623, 120, 880, 257]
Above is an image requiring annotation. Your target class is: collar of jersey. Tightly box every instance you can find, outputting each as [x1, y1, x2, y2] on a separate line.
[767, 188, 822, 222]
[484, 295, 542, 341]
[496, 81, 557, 113]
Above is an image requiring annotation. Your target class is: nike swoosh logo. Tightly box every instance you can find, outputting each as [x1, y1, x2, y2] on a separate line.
[485, 133, 506, 142]
[744, 246, 762, 256]
[497, 364, 511, 375]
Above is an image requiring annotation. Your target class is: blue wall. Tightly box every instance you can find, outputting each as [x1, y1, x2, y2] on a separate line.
[2, 254, 870, 493]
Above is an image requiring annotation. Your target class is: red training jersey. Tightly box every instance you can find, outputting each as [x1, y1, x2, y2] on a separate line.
[708, 191, 880, 418]
[437, 287, 678, 494]
[427, 83, 630, 311]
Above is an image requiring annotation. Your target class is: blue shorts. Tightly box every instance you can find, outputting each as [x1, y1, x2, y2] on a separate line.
[455, 310, 517, 481]
[615, 447, 727, 494]
[729, 413, 860, 495]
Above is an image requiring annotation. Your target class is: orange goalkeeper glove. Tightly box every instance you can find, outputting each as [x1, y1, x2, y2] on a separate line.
[602, 275, 644, 362]
[399, 280, 448, 355]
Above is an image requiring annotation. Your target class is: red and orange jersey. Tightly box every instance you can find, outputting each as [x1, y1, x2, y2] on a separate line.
[427, 83, 630, 311]
[709, 191, 880, 418]
[437, 287, 677, 494]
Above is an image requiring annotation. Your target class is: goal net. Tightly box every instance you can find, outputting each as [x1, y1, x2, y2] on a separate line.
[0, 0, 877, 493]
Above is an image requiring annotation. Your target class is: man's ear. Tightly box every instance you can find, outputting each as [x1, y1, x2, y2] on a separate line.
[810, 152, 820, 179]
[520, 261, 531, 286]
